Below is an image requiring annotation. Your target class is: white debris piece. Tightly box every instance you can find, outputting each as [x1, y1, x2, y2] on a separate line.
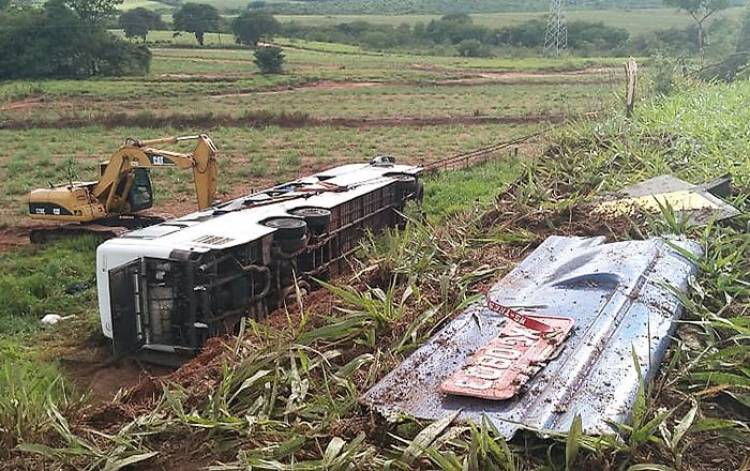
[41, 314, 76, 326]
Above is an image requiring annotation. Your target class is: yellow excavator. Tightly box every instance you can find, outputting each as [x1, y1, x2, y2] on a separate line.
[27, 134, 218, 242]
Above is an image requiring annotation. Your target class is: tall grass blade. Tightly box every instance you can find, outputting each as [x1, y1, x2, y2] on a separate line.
[402, 411, 460, 466]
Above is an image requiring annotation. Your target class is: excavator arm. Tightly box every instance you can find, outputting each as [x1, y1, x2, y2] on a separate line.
[93, 135, 218, 213]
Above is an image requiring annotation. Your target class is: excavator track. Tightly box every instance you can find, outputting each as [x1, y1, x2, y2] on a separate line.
[28, 214, 168, 244]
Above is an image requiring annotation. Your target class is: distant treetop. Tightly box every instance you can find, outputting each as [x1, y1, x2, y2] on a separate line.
[173, 2, 221, 46]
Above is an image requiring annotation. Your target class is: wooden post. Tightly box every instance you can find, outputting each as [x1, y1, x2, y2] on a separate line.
[625, 58, 638, 118]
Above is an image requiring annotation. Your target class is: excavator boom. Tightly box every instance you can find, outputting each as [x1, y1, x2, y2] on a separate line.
[93, 134, 218, 213]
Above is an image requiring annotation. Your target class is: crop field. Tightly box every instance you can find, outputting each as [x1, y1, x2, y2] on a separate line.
[0, 43, 620, 235]
[5, 31, 749, 470]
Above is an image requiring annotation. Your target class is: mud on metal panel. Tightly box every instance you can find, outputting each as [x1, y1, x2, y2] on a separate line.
[361, 236, 702, 438]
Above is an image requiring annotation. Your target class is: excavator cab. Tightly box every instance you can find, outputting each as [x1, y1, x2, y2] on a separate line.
[126, 168, 154, 212]
[105, 166, 155, 214]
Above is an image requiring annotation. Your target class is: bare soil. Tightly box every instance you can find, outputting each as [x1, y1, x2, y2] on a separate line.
[0, 97, 45, 111]
[0, 226, 30, 252]
[62, 356, 171, 404]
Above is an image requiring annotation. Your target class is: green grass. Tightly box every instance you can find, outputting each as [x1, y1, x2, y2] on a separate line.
[4, 80, 614, 121]
[0, 239, 96, 455]
[0, 237, 98, 333]
[423, 157, 523, 222]
[145, 41, 625, 74]
[0, 43, 622, 105]
[210, 82, 611, 118]
[0, 337, 74, 452]
[564, 80, 750, 190]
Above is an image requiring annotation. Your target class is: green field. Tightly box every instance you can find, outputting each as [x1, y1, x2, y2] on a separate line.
[0, 42, 619, 229]
[2, 68, 750, 469]
[5, 20, 749, 469]
[117, 0, 166, 10]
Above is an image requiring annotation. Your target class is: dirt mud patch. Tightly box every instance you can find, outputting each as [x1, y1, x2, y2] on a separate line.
[158, 73, 247, 80]
[0, 226, 35, 253]
[474, 67, 613, 80]
[307, 80, 380, 90]
[155, 56, 253, 65]
[62, 356, 171, 405]
[435, 67, 617, 86]
[0, 97, 46, 111]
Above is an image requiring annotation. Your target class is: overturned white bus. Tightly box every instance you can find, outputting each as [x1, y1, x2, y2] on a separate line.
[96, 157, 422, 365]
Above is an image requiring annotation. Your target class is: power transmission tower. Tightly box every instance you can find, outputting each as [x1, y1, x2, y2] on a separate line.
[544, 0, 567, 57]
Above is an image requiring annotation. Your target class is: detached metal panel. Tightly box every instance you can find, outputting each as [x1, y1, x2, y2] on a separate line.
[595, 175, 740, 225]
[362, 236, 702, 438]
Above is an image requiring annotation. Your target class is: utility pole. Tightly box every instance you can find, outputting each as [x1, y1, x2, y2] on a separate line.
[544, 0, 568, 57]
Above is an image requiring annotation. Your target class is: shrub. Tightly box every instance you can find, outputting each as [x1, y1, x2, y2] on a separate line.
[457, 38, 490, 57]
[254, 46, 285, 74]
[650, 56, 677, 96]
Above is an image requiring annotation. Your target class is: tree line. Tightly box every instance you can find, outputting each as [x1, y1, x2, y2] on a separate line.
[3, 0, 748, 79]
[118, 4, 282, 48]
[117, 5, 631, 56]
[282, 13, 630, 57]
[0, 0, 151, 79]
[117, 1, 747, 60]
[0, 0, 285, 78]
[223, 0, 746, 16]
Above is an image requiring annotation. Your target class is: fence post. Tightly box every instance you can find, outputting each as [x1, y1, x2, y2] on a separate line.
[625, 58, 638, 119]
